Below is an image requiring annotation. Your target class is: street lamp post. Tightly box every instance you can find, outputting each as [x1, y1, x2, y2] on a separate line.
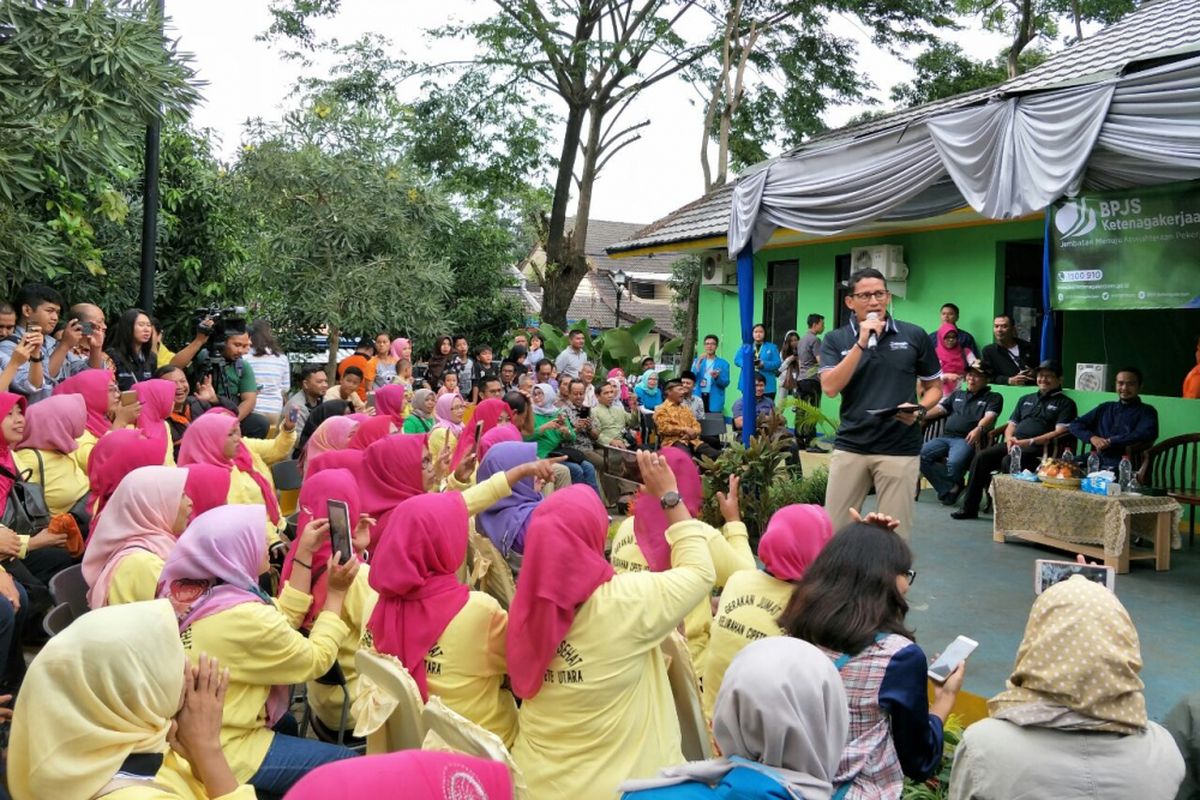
[611, 268, 628, 329]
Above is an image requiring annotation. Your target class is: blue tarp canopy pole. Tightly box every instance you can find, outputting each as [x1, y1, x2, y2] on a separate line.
[1040, 207, 1056, 361]
[737, 246, 755, 446]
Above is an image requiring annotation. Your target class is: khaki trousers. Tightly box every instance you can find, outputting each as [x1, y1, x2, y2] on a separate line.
[824, 449, 920, 540]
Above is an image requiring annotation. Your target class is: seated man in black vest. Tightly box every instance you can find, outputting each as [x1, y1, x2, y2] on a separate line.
[952, 359, 1077, 520]
[920, 363, 1003, 505]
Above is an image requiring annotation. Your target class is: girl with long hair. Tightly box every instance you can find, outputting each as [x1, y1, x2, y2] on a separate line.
[781, 519, 961, 799]
[245, 319, 291, 427]
[105, 308, 156, 390]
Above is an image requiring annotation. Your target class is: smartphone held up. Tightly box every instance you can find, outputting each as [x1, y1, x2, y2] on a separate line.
[927, 635, 978, 684]
[327, 499, 353, 564]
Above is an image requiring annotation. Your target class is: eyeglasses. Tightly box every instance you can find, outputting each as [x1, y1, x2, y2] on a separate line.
[851, 290, 890, 301]
[904, 569, 917, 585]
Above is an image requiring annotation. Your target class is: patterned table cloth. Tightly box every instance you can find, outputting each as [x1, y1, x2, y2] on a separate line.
[992, 475, 1181, 556]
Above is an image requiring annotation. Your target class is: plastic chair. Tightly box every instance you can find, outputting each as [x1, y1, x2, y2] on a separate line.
[421, 695, 528, 800]
[700, 413, 727, 439]
[300, 660, 355, 747]
[271, 459, 303, 492]
[661, 630, 712, 762]
[48, 564, 89, 618]
[42, 602, 74, 638]
[354, 650, 427, 754]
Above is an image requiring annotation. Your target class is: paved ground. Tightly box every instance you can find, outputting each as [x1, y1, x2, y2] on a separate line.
[874, 489, 1199, 721]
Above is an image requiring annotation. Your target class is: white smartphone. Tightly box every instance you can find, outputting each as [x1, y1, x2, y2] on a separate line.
[327, 499, 352, 564]
[927, 635, 978, 683]
[1034, 559, 1115, 595]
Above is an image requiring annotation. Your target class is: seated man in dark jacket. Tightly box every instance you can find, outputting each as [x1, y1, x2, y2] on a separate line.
[979, 314, 1037, 386]
[952, 360, 1077, 520]
[1069, 367, 1158, 470]
[920, 363, 1003, 505]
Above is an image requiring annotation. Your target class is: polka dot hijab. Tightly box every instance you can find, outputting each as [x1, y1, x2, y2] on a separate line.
[988, 575, 1147, 734]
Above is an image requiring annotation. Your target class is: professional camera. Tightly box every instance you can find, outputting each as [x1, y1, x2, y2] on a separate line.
[191, 306, 248, 396]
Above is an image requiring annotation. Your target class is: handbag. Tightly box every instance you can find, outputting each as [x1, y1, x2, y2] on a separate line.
[30, 449, 92, 539]
[550, 447, 588, 465]
[0, 462, 50, 535]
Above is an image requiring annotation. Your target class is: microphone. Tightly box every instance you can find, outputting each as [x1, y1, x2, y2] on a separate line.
[866, 311, 879, 351]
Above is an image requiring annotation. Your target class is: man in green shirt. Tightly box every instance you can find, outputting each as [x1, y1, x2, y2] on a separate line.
[211, 331, 267, 437]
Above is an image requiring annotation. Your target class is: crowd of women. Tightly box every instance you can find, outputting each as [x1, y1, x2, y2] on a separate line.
[0, 300, 1190, 799]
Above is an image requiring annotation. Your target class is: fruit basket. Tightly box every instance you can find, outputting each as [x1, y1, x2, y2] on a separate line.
[1036, 457, 1083, 491]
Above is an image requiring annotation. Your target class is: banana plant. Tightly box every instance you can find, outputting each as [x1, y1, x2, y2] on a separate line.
[531, 318, 680, 378]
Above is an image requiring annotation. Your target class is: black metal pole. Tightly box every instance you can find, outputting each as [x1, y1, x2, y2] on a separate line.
[138, 0, 165, 314]
[615, 288, 622, 329]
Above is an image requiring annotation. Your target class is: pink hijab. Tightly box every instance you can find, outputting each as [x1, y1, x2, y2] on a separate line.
[280, 468, 361, 630]
[178, 411, 281, 524]
[356, 434, 428, 549]
[476, 424, 520, 463]
[633, 446, 703, 572]
[934, 323, 970, 392]
[367, 492, 470, 700]
[608, 367, 631, 404]
[182, 464, 232, 519]
[0, 394, 27, 518]
[758, 504, 834, 582]
[374, 384, 407, 422]
[19, 394, 85, 453]
[307, 449, 364, 477]
[300, 415, 359, 472]
[284, 751, 512, 800]
[506, 486, 614, 699]
[134, 378, 176, 442]
[348, 416, 395, 451]
[450, 398, 508, 469]
[88, 430, 169, 519]
[433, 393, 464, 437]
[83, 466, 187, 608]
[388, 337, 411, 360]
[52, 369, 112, 438]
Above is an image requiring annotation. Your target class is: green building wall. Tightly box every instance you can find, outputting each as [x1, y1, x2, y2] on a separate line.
[696, 218, 1198, 442]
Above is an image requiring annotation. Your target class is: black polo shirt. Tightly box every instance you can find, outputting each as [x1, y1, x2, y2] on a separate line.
[820, 316, 941, 456]
[940, 387, 1004, 437]
[1009, 388, 1078, 454]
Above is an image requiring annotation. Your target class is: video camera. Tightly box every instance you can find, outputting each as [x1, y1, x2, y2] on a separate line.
[191, 306, 248, 391]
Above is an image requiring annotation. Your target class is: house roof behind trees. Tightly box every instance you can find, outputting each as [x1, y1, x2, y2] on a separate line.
[607, 0, 1200, 256]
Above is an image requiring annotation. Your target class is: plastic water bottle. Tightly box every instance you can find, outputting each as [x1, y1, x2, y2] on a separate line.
[1087, 449, 1101, 475]
[1009, 444, 1023, 475]
[1118, 455, 1133, 491]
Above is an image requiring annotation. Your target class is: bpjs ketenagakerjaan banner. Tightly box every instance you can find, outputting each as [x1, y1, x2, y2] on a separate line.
[1050, 182, 1200, 310]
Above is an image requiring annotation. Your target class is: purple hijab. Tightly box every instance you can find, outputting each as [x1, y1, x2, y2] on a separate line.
[475, 441, 541, 555]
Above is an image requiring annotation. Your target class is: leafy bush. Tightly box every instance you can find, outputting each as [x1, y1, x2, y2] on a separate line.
[533, 318, 681, 378]
[768, 466, 829, 510]
[902, 714, 965, 799]
[697, 413, 799, 542]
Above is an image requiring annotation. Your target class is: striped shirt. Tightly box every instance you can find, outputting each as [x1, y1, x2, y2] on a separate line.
[244, 352, 291, 415]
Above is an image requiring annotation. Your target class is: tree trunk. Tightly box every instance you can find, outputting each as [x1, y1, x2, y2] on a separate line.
[541, 102, 604, 328]
[1008, 0, 1035, 78]
[544, 102, 587, 270]
[326, 325, 340, 381]
[680, 277, 700, 368]
[1071, 0, 1084, 41]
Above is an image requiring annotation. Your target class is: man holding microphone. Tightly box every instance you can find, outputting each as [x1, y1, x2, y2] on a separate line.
[819, 268, 942, 539]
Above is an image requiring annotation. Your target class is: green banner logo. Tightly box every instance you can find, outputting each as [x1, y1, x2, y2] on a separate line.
[1050, 182, 1200, 310]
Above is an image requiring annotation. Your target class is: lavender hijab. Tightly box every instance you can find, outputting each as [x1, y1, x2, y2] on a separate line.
[475, 441, 541, 555]
[156, 504, 270, 630]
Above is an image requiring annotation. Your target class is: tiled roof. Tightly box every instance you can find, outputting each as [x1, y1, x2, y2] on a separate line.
[608, 0, 1200, 255]
[566, 270, 679, 337]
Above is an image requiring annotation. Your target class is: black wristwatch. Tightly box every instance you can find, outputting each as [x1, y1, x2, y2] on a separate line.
[915, 406, 927, 421]
[28, 356, 43, 363]
[660, 491, 682, 511]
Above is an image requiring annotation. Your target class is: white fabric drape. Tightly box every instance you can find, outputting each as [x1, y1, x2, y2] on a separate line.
[926, 83, 1116, 219]
[728, 51, 1200, 256]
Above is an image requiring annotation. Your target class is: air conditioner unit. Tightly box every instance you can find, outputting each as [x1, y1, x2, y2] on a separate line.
[851, 245, 908, 281]
[701, 253, 736, 286]
[1075, 363, 1109, 393]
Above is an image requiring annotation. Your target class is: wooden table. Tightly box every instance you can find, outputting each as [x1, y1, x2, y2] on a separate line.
[991, 475, 1181, 573]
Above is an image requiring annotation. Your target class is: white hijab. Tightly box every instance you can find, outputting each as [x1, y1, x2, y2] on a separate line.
[620, 637, 849, 799]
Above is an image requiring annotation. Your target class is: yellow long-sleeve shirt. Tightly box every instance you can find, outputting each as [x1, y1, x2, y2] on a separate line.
[103, 550, 166, 607]
[178, 585, 348, 782]
[228, 428, 296, 544]
[74, 430, 99, 473]
[103, 762, 256, 800]
[701, 568, 792, 720]
[609, 516, 754, 673]
[13, 447, 90, 516]
[513, 518, 717, 800]
[425, 591, 517, 748]
[307, 566, 378, 731]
